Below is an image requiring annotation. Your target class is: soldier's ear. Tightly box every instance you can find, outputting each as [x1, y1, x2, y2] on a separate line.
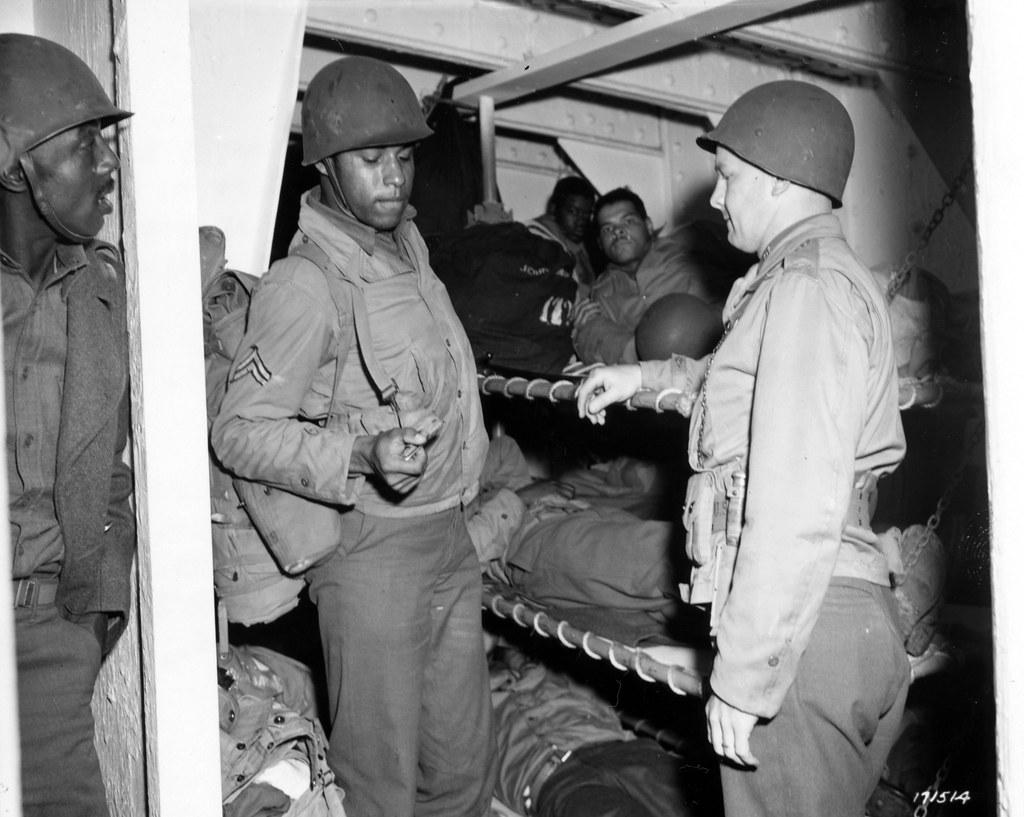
[771, 177, 790, 195]
[0, 132, 29, 193]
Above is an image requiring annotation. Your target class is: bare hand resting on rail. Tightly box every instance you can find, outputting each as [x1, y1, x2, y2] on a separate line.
[576, 364, 642, 425]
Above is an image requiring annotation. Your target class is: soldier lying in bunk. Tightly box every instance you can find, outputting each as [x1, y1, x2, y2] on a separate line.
[488, 643, 716, 817]
[466, 434, 685, 618]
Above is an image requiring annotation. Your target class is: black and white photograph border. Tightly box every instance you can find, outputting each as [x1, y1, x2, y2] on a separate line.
[1, 1, 1021, 816]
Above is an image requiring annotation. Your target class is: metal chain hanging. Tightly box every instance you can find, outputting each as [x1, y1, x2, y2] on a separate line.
[925, 410, 985, 533]
[886, 158, 974, 302]
[898, 408, 985, 622]
[911, 745, 954, 817]
[905, 412, 985, 817]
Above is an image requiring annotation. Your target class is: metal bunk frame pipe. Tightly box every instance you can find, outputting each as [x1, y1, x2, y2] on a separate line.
[483, 585, 704, 697]
[479, 372, 983, 413]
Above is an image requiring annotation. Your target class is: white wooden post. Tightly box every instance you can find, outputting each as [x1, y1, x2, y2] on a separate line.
[117, 2, 222, 815]
[969, 2, 1024, 813]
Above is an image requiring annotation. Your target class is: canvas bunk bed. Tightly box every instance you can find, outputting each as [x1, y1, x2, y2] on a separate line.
[474, 366, 977, 685]
[472, 360, 983, 817]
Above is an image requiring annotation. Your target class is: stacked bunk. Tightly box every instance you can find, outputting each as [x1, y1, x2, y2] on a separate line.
[473, 348, 987, 817]
[475, 367, 979, 693]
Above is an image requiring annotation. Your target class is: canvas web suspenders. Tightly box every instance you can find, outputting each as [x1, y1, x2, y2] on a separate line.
[291, 238, 400, 419]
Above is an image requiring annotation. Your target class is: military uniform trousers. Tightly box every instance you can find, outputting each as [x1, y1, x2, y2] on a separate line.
[307, 505, 496, 817]
[720, 578, 910, 817]
[16, 592, 109, 817]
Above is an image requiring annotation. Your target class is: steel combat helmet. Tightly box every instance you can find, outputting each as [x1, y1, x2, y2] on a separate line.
[634, 293, 724, 361]
[301, 55, 432, 165]
[0, 33, 131, 175]
[697, 80, 854, 206]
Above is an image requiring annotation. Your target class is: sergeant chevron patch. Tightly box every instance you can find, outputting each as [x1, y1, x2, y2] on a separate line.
[230, 345, 272, 386]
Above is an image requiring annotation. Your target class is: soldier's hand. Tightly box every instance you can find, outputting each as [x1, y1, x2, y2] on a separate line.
[706, 692, 759, 768]
[575, 364, 642, 425]
[365, 427, 429, 494]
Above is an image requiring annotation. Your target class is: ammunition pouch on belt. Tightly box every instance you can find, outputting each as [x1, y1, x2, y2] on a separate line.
[681, 465, 745, 635]
[681, 468, 877, 636]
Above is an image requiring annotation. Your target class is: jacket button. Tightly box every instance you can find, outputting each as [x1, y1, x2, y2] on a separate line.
[262, 486, 271, 495]
[300, 477, 309, 487]
[768, 655, 779, 667]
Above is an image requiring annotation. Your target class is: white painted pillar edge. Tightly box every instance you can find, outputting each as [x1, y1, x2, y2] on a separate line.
[968, 1, 1024, 813]
[118, 2, 222, 815]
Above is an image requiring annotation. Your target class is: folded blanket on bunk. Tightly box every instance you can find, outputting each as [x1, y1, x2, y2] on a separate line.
[470, 436, 696, 643]
[498, 502, 683, 616]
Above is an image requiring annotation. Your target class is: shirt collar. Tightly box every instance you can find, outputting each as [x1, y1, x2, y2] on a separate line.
[724, 213, 844, 314]
[299, 187, 418, 258]
[0, 241, 88, 286]
[55, 242, 89, 277]
[758, 213, 843, 272]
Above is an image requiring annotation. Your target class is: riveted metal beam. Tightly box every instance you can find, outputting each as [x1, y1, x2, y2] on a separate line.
[449, 0, 818, 107]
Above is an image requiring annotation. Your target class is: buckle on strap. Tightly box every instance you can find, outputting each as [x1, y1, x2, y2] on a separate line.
[13, 577, 59, 609]
[846, 473, 879, 530]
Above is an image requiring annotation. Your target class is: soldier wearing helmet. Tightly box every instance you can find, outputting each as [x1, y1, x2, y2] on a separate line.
[577, 80, 907, 817]
[1, 33, 135, 817]
[212, 56, 496, 817]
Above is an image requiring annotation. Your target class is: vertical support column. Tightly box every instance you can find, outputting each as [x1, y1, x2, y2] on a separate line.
[473, 93, 510, 223]
[969, 2, 1024, 814]
[480, 94, 497, 204]
[190, 0, 309, 275]
[117, 1, 221, 815]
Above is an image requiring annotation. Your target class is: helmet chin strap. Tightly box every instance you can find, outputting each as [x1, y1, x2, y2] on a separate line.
[322, 160, 351, 216]
[19, 152, 94, 243]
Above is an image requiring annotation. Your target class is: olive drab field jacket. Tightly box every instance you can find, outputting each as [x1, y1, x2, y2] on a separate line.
[212, 190, 487, 519]
[640, 213, 906, 718]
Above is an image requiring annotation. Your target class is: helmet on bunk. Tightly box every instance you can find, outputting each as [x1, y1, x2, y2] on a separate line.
[634, 293, 723, 361]
[0, 33, 131, 175]
[696, 80, 854, 206]
[301, 55, 433, 165]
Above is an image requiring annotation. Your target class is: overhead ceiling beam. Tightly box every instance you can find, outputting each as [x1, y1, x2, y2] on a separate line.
[450, 0, 818, 107]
